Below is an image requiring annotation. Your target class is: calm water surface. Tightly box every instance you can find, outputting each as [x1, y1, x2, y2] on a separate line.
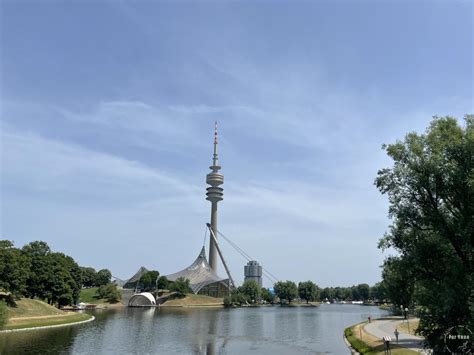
[0, 304, 389, 354]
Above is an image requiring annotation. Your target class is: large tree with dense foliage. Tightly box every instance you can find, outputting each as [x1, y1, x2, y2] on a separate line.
[375, 116, 473, 350]
[274, 281, 298, 304]
[298, 281, 319, 303]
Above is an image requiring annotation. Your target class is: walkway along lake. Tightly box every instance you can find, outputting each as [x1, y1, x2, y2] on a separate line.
[0, 304, 390, 354]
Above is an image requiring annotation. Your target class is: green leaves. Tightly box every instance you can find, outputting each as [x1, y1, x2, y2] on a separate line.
[274, 280, 298, 304]
[376, 115, 473, 351]
[298, 281, 319, 303]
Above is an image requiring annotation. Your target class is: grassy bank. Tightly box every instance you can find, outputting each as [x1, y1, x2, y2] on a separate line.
[344, 321, 419, 355]
[4, 299, 93, 330]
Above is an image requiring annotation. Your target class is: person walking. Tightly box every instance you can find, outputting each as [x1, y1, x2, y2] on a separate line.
[394, 328, 399, 343]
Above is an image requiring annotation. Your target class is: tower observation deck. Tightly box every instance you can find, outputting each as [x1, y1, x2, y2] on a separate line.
[206, 122, 224, 272]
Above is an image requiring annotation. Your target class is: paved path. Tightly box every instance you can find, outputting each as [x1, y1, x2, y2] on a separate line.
[364, 317, 428, 353]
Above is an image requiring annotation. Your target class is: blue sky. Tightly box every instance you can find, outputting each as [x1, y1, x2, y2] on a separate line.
[1, 0, 472, 287]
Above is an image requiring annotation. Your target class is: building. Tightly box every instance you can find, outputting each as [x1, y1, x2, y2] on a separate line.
[244, 260, 263, 288]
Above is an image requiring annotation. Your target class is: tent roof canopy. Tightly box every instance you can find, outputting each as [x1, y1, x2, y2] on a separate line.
[165, 247, 228, 294]
[123, 266, 149, 288]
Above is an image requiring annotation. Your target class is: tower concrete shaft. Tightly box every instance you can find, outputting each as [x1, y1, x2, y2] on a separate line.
[206, 122, 224, 272]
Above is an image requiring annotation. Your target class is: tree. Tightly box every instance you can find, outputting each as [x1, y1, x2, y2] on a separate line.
[320, 287, 335, 301]
[157, 276, 169, 290]
[241, 280, 260, 303]
[231, 289, 248, 305]
[356, 284, 370, 301]
[81, 267, 97, 288]
[170, 277, 192, 297]
[369, 282, 386, 301]
[298, 281, 319, 304]
[96, 269, 112, 287]
[22, 241, 54, 300]
[274, 281, 298, 304]
[381, 257, 414, 307]
[140, 271, 160, 291]
[22, 241, 51, 257]
[96, 283, 121, 303]
[261, 288, 275, 304]
[375, 116, 473, 350]
[0, 241, 30, 296]
[47, 252, 82, 306]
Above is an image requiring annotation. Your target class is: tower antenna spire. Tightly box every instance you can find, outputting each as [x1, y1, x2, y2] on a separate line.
[213, 121, 218, 167]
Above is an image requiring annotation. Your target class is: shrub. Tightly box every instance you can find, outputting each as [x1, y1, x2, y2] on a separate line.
[96, 283, 121, 303]
[223, 296, 232, 307]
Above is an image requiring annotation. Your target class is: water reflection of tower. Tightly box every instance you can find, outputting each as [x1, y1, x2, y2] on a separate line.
[206, 122, 224, 272]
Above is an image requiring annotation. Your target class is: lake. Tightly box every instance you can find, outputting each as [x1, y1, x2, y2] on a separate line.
[0, 304, 390, 354]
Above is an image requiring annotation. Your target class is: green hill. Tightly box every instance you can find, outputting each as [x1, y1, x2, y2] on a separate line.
[4, 299, 92, 330]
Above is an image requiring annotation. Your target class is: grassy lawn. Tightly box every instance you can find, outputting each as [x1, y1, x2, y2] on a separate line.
[8, 299, 64, 318]
[345, 322, 420, 355]
[398, 319, 420, 336]
[4, 299, 93, 330]
[79, 287, 105, 304]
[163, 294, 223, 306]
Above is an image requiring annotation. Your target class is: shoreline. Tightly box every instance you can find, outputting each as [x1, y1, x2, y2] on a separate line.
[0, 315, 95, 333]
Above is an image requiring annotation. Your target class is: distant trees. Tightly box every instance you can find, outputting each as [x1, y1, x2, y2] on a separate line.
[375, 116, 473, 350]
[298, 281, 319, 303]
[274, 281, 298, 304]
